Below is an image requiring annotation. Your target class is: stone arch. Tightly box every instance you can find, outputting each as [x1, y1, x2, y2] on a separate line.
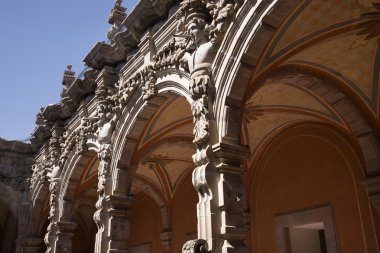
[246, 121, 378, 253]
[58, 149, 97, 220]
[213, 0, 301, 144]
[110, 74, 193, 196]
[71, 197, 97, 253]
[213, 0, 380, 175]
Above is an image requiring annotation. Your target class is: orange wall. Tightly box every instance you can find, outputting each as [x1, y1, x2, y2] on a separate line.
[249, 124, 378, 253]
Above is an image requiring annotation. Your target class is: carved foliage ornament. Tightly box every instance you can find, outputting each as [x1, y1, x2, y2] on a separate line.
[93, 66, 158, 144]
[48, 181, 59, 220]
[97, 144, 112, 194]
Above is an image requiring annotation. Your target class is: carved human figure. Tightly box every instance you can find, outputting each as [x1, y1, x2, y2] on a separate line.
[182, 17, 214, 98]
[181, 17, 216, 145]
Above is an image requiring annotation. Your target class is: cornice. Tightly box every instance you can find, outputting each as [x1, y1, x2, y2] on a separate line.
[84, 0, 178, 70]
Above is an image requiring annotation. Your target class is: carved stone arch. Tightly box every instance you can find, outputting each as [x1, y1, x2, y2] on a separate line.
[213, 0, 302, 144]
[29, 185, 49, 236]
[58, 149, 97, 220]
[155, 68, 192, 101]
[28, 165, 51, 240]
[132, 176, 171, 232]
[110, 76, 194, 196]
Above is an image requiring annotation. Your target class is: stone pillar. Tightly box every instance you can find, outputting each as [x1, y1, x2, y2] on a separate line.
[21, 238, 44, 253]
[182, 17, 250, 251]
[94, 144, 134, 253]
[94, 144, 112, 253]
[94, 194, 133, 253]
[44, 178, 60, 253]
[44, 124, 65, 253]
[190, 143, 250, 253]
[213, 143, 250, 253]
[54, 221, 77, 253]
[106, 195, 133, 252]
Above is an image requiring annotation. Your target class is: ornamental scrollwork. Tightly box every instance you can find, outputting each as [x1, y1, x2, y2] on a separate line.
[182, 239, 209, 253]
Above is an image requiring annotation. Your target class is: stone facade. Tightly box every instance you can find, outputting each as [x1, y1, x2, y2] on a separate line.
[1, 0, 380, 253]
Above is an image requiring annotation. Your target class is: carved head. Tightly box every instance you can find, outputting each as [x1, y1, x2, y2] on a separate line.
[186, 17, 208, 45]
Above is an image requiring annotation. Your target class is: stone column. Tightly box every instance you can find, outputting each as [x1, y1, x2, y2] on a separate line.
[44, 178, 60, 253]
[105, 195, 133, 252]
[94, 143, 134, 253]
[54, 221, 77, 253]
[21, 238, 44, 253]
[190, 143, 249, 253]
[213, 143, 250, 253]
[44, 125, 65, 253]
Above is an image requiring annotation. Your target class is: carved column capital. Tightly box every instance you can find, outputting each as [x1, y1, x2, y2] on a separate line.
[212, 142, 250, 167]
[104, 194, 134, 211]
[94, 195, 134, 253]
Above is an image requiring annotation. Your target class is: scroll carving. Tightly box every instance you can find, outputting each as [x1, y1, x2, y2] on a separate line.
[182, 239, 209, 253]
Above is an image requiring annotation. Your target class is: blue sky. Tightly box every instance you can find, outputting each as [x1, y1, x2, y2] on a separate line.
[0, 0, 138, 141]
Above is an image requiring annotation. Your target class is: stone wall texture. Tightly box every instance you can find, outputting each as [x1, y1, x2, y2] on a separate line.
[0, 139, 34, 191]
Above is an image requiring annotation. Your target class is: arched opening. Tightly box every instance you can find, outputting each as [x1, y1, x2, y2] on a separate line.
[70, 157, 98, 253]
[0, 197, 18, 253]
[113, 86, 197, 253]
[128, 192, 162, 253]
[171, 173, 198, 253]
[247, 123, 377, 253]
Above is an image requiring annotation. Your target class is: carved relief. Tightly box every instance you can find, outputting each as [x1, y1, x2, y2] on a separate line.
[48, 181, 59, 220]
[191, 97, 209, 145]
[97, 144, 111, 194]
[182, 239, 208, 253]
[141, 66, 158, 101]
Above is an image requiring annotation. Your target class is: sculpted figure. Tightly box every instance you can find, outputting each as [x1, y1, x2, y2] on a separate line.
[182, 17, 214, 98]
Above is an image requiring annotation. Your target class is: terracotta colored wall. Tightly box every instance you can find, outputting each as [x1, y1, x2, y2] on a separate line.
[172, 176, 198, 253]
[249, 124, 378, 253]
[128, 192, 162, 253]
